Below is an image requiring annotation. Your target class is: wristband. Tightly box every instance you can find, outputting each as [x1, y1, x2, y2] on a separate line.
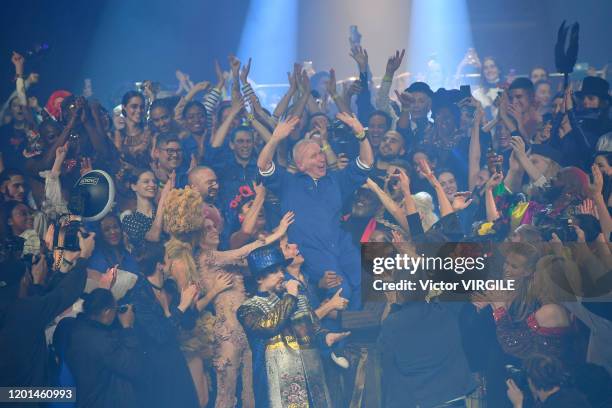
[321, 143, 330, 152]
[246, 113, 255, 122]
[355, 130, 366, 141]
[62, 257, 74, 266]
[382, 74, 393, 82]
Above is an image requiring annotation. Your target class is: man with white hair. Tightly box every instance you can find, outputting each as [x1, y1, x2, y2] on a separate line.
[257, 113, 374, 308]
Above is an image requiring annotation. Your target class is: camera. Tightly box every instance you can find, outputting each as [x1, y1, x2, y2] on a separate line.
[506, 364, 528, 391]
[539, 217, 578, 242]
[52, 170, 116, 252]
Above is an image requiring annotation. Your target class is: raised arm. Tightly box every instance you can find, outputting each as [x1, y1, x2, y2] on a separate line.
[257, 117, 300, 172]
[205, 212, 294, 267]
[210, 97, 244, 148]
[376, 49, 405, 113]
[274, 65, 299, 119]
[234, 183, 265, 240]
[174, 81, 211, 121]
[336, 112, 374, 167]
[589, 164, 612, 239]
[228, 55, 242, 103]
[326, 68, 350, 114]
[509, 136, 544, 183]
[419, 159, 454, 217]
[365, 178, 409, 231]
[145, 172, 174, 242]
[468, 102, 485, 191]
[484, 172, 503, 221]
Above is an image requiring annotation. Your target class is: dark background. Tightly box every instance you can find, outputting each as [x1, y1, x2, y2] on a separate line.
[1, 0, 610, 108]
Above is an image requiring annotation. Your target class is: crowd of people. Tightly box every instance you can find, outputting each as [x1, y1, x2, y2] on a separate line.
[1, 35, 612, 408]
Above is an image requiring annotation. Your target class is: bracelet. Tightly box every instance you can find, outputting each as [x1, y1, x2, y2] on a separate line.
[321, 143, 330, 152]
[331, 94, 341, 101]
[62, 257, 74, 266]
[246, 113, 255, 122]
[354, 130, 366, 141]
[382, 74, 393, 82]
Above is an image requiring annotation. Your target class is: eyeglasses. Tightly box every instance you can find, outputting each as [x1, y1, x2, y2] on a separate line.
[159, 148, 182, 156]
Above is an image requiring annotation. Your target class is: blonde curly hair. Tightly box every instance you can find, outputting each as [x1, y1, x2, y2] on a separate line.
[163, 186, 204, 236]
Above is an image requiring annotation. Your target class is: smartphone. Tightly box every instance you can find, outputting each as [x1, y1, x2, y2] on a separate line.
[460, 85, 472, 99]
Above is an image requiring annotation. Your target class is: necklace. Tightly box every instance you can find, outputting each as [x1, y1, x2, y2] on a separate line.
[148, 278, 164, 291]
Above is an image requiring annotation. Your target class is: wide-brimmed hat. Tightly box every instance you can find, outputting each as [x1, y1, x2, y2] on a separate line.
[247, 244, 292, 279]
[576, 76, 611, 102]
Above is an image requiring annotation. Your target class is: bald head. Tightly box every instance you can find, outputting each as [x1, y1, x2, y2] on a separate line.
[188, 166, 218, 203]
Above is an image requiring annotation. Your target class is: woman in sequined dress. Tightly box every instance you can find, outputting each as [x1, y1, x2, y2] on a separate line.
[197, 211, 294, 408]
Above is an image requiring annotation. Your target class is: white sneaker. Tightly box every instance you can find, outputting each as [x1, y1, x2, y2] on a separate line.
[331, 352, 350, 369]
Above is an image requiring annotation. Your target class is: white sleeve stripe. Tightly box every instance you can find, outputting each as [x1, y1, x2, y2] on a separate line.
[356, 156, 372, 170]
[259, 161, 276, 177]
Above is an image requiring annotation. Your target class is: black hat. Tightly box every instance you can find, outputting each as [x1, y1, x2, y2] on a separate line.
[576, 76, 611, 102]
[247, 244, 292, 279]
[529, 143, 563, 165]
[405, 82, 433, 98]
[431, 88, 462, 118]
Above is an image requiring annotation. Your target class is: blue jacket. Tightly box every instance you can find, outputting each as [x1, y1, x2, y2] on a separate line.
[261, 158, 370, 283]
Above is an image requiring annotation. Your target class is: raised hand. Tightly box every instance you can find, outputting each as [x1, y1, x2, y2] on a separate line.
[230, 96, 245, 115]
[417, 158, 437, 185]
[80, 157, 93, 176]
[336, 112, 364, 135]
[326, 68, 337, 97]
[160, 171, 176, 202]
[396, 168, 411, 195]
[287, 70, 298, 95]
[272, 116, 300, 140]
[228, 55, 241, 79]
[509, 136, 527, 159]
[276, 211, 295, 235]
[99, 264, 118, 289]
[350, 45, 368, 72]
[240, 57, 252, 84]
[577, 198, 597, 217]
[11, 51, 25, 76]
[55, 142, 69, 164]
[452, 192, 473, 211]
[325, 331, 351, 347]
[590, 164, 604, 197]
[485, 171, 504, 191]
[214, 60, 226, 90]
[253, 181, 266, 199]
[299, 69, 311, 94]
[192, 81, 211, 94]
[345, 80, 362, 98]
[391, 230, 404, 243]
[394, 90, 413, 109]
[385, 49, 405, 76]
